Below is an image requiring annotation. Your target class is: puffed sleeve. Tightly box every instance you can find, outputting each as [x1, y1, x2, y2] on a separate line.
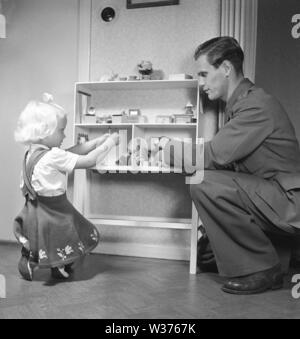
[47, 148, 79, 174]
[204, 97, 274, 169]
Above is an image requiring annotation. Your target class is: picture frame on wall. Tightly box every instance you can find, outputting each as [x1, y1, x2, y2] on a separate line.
[127, 0, 179, 9]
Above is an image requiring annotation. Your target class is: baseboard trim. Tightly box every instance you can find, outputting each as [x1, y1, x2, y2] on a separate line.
[0, 240, 18, 246]
[94, 242, 189, 261]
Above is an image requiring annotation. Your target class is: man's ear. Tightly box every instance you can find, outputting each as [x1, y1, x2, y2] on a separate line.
[221, 60, 232, 77]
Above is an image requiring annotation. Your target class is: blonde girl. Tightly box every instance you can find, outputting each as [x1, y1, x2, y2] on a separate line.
[14, 94, 119, 280]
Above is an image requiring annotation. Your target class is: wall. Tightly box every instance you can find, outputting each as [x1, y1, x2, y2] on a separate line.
[90, 0, 220, 80]
[86, 0, 221, 260]
[0, 0, 221, 254]
[256, 0, 300, 141]
[0, 0, 78, 241]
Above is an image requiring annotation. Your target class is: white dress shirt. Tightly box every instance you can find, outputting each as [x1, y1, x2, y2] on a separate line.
[21, 144, 79, 197]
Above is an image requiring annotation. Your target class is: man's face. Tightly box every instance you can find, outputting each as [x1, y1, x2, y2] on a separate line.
[196, 55, 228, 101]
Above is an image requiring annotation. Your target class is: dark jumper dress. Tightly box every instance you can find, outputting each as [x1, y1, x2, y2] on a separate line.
[13, 148, 100, 269]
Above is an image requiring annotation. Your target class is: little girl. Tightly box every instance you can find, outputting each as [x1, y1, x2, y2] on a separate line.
[14, 94, 119, 281]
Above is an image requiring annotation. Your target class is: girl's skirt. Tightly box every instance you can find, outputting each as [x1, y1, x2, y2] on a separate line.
[14, 193, 100, 269]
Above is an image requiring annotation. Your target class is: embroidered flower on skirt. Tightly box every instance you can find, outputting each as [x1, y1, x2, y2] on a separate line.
[57, 246, 74, 261]
[39, 250, 48, 261]
[91, 230, 99, 242]
[78, 242, 85, 253]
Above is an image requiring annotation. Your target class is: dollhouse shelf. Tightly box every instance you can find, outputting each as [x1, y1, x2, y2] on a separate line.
[88, 216, 192, 230]
[76, 79, 198, 91]
[75, 123, 133, 128]
[91, 165, 184, 173]
[75, 123, 197, 129]
[73, 79, 202, 274]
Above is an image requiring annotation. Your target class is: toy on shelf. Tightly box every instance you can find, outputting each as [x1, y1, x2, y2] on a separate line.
[110, 109, 148, 124]
[83, 106, 96, 124]
[77, 133, 89, 145]
[185, 102, 195, 116]
[155, 115, 174, 124]
[100, 70, 119, 82]
[172, 102, 197, 124]
[96, 114, 112, 124]
[137, 60, 153, 80]
[127, 109, 141, 123]
[128, 75, 139, 81]
[168, 74, 193, 81]
[173, 114, 193, 124]
[185, 102, 197, 123]
[112, 113, 124, 124]
[115, 136, 171, 168]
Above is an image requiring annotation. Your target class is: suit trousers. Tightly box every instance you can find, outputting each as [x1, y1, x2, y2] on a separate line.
[190, 170, 294, 278]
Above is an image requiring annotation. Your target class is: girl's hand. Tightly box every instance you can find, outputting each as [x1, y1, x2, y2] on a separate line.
[109, 133, 120, 146]
[96, 134, 110, 147]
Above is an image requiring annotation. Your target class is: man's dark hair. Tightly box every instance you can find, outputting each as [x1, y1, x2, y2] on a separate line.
[194, 37, 244, 74]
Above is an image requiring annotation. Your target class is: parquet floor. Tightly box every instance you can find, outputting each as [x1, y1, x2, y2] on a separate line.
[0, 243, 299, 319]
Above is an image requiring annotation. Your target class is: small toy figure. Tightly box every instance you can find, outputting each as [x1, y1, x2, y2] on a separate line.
[77, 133, 89, 145]
[185, 102, 195, 116]
[116, 136, 171, 168]
[137, 60, 153, 80]
[147, 137, 171, 167]
[100, 70, 119, 82]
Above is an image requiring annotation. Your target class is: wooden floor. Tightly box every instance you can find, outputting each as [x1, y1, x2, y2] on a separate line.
[0, 243, 299, 319]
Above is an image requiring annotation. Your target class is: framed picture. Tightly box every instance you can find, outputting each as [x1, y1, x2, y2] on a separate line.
[127, 0, 179, 9]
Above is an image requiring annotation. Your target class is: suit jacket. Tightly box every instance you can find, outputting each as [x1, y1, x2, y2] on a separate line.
[204, 78, 300, 233]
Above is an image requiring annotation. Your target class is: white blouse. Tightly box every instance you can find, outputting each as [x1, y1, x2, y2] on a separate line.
[21, 144, 79, 197]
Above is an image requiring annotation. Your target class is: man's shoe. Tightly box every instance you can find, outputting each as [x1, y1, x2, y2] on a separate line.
[197, 261, 219, 274]
[222, 264, 283, 295]
[197, 227, 219, 274]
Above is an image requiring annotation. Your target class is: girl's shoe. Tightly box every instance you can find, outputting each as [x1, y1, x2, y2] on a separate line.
[18, 255, 33, 281]
[51, 267, 70, 280]
[64, 263, 75, 274]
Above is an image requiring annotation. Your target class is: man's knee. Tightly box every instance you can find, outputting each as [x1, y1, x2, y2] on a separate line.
[190, 171, 216, 201]
[190, 170, 235, 201]
[190, 183, 204, 203]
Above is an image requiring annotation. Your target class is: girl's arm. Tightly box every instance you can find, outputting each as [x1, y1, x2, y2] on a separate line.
[67, 134, 110, 155]
[75, 133, 119, 169]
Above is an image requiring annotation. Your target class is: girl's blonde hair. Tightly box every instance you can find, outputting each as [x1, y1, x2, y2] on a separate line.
[15, 94, 67, 145]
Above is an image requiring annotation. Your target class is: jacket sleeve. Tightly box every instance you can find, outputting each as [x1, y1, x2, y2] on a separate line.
[204, 98, 274, 169]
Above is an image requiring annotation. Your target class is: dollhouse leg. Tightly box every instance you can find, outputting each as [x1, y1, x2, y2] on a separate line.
[73, 170, 88, 214]
[190, 203, 199, 274]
